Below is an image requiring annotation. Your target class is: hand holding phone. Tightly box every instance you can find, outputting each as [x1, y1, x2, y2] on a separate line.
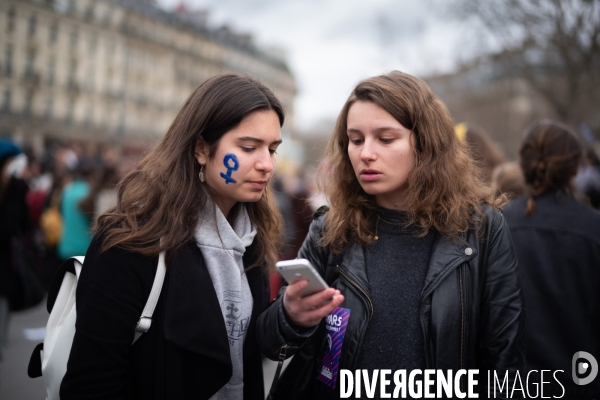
[276, 259, 329, 297]
[277, 258, 345, 328]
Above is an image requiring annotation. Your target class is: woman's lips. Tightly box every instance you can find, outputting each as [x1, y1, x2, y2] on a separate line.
[360, 169, 381, 181]
[248, 181, 267, 189]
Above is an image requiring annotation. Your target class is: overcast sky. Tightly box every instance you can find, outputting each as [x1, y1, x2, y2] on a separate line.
[156, 0, 478, 132]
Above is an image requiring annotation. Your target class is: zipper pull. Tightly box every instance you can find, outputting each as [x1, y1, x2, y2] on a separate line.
[278, 343, 289, 361]
[267, 344, 290, 400]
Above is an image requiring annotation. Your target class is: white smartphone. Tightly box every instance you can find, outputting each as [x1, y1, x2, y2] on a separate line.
[276, 258, 329, 297]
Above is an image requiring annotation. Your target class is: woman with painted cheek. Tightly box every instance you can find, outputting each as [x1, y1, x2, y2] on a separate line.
[59, 73, 285, 400]
[257, 71, 525, 399]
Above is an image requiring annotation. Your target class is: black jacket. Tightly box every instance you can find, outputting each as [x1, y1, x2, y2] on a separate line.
[0, 177, 30, 297]
[60, 234, 269, 400]
[258, 206, 525, 399]
[503, 192, 600, 398]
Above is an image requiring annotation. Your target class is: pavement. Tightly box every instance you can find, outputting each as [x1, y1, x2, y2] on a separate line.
[0, 297, 287, 400]
[0, 298, 47, 400]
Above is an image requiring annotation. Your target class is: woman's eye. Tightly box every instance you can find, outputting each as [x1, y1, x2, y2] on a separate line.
[380, 138, 394, 144]
[269, 148, 278, 155]
[350, 139, 363, 145]
[241, 147, 254, 153]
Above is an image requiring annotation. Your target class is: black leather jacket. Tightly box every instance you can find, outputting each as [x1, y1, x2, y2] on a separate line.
[258, 206, 525, 399]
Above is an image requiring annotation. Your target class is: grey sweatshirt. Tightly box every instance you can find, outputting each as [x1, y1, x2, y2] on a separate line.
[194, 199, 257, 400]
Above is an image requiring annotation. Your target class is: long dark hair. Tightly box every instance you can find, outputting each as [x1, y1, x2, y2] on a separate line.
[520, 120, 582, 215]
[98, 73, 285, 269]
[318, 71, 503, 253]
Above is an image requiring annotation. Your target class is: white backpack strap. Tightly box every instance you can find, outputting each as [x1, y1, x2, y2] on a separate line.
[133, 250, 167, 344]
[72, 256, 85, 278]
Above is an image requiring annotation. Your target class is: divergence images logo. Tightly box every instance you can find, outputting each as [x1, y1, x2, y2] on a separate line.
[572, 351, 598, 386]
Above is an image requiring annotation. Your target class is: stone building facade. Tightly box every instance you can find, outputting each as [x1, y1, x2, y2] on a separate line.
[0, 0, 296, 150]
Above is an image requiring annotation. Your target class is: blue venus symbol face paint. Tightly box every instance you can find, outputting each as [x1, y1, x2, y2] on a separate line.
[220, 153, 239, 184]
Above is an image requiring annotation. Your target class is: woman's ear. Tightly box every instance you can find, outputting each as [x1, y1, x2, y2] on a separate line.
[194, 138, 208, 165]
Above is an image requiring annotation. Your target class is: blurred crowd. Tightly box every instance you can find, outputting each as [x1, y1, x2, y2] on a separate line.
[455, 121, 600, 208]
[1, 139, 146, 291]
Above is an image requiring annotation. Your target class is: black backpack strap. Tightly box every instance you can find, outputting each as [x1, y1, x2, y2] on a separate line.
[28, 343, 43, 378]
[313, 205, 329, 220]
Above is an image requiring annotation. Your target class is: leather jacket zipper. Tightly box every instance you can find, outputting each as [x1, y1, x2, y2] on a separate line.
[419, 249, 474, 370]
[336, 264, 374, 320]
[336, 263, 373, 371]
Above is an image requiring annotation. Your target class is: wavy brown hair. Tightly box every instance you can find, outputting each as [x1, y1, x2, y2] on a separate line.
[97, 73, 284, 269]
[318, 71, 504, 253]
[519, 120, 582, 216]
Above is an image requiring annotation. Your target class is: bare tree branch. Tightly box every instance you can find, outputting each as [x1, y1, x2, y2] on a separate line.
[449, 0, 600, 124]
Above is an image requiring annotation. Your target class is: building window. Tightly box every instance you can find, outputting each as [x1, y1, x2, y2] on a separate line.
[45, 96, 53, 119]
[23, 91, 34, 115]
[106, 39, 115, 57]
[49, 22, 58, 44]
[6, 8, 15, 33]
[28, 15, 37, 37]
[103, 12, 112, 27]
[84, 5, 94, 21]
[89, 35, 97, 53]
[68, 59, 78, 89]
[87, 65, 95, 91]
[2, 89, 10, 111]
[105, 69, 113, 94]
[69, 59, 77, 78]
[4, 47, 12, 77]
[70, 28, 78, 49]
[84, 105, 93, 126]
[117, 112, 125, 135]
[48, 58, 55, 85]
[65, 99, 74, 124]
[25, 50, 36, 76]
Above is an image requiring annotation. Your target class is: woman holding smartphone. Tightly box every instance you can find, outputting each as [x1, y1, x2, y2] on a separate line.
[60, 73, 284, 400]
[258, 71, 525, 399]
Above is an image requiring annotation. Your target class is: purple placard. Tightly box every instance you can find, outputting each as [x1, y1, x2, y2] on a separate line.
[317, 307, 351, 389]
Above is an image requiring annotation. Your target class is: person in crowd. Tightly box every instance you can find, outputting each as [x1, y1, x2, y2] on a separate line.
[503, 120, 600, 399]
[286, 173, 313, 259]
[271, 173, 314, 300]
[56, 161, 95, 260]
[39, 165, 67, 289]
[257, 71, 525, 399]
[273, 175, 296, 260]
[455, 122, 506, 183]
[0, 140, 31, 360]
[72, 164, 119, 224]
[491, 162, 526, 199]
[59, 73, 284, 399]
[305, 166, 329, 212]
[271, 176, 297, 299]
[91, 166, 119, 222]
[575, 146, 600, 209]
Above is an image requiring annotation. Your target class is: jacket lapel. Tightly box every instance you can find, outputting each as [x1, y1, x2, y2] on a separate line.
[341, 240, 372, 299]
[164, 242, 231, 368]
[421, 231, 477, 298]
